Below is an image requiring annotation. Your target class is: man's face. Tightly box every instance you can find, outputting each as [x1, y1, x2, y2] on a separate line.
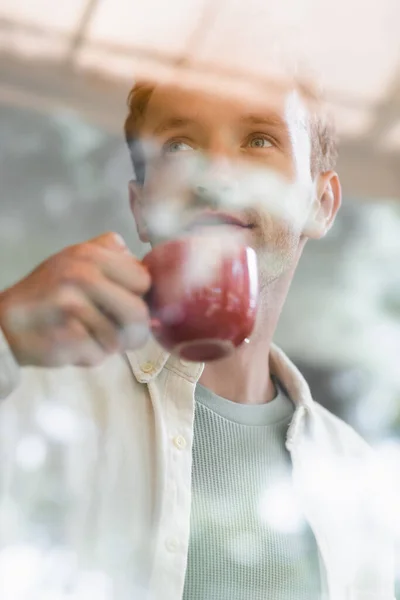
[132, 85, 321, 287]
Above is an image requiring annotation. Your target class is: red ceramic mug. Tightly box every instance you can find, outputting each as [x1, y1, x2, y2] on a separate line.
[142, 235, 259, 362]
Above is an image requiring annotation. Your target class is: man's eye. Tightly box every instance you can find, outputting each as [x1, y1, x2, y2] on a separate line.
[163, 140, 194, 153]
[247, 136, 273, 149]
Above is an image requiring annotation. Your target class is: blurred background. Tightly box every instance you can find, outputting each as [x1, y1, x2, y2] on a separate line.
[0, 0, 400, 592]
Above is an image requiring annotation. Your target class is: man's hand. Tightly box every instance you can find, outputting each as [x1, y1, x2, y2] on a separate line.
[0, 233, 151, 367]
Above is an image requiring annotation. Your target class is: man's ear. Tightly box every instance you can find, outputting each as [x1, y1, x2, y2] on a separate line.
[302, 171, 342, 240]
[128, 180, 150, 243]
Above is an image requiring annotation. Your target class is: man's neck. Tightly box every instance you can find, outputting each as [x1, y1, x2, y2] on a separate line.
[199, 277, 289, 405]
[199, 334, 276, 405]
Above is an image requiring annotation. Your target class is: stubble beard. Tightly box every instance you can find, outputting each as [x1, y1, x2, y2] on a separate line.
[243, 207, 303, 291]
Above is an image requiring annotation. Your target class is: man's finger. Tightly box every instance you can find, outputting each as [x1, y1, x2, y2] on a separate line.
[84, 277, 150, 329]
[89, 231, 130, 253]
[49, 318, 106, 367]
[99, 253, 151, 296]
[55, 288, 121, 354]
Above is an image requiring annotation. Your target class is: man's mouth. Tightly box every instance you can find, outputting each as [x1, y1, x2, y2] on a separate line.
[186, 211, 254, 231]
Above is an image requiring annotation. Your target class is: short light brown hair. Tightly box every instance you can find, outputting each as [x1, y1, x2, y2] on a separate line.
[124, 82, 154, 185]
[123, 81, 337, 184]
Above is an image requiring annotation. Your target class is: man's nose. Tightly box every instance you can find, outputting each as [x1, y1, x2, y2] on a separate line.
[192, 158, 239, 209]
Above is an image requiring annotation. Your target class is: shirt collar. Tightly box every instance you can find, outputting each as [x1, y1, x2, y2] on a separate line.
[125, 337, 203, 384]
[126, 338, 314, 409]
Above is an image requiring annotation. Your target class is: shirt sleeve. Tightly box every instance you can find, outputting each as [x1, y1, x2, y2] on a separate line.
[0, 327, 20, 400]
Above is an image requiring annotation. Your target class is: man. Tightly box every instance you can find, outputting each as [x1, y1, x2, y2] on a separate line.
[0, 77, 394, 600]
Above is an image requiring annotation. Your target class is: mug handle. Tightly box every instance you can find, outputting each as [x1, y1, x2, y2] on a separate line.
[143, 288, 161, 331]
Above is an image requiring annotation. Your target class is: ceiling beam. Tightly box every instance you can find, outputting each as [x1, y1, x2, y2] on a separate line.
[66, 0, 101, 63]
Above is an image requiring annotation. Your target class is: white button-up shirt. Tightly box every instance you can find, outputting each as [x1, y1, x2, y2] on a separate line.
[0, 330, 395, 600]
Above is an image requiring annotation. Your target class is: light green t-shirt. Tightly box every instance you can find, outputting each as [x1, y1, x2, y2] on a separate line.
[182, 383, 321, 600]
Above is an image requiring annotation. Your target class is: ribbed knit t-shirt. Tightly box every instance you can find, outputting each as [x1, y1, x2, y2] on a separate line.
[182, 383, 321, 600]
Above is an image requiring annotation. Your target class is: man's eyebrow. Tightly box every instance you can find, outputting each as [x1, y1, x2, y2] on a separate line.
[240, 114, 287, 128]
[153, 117, 196, 135]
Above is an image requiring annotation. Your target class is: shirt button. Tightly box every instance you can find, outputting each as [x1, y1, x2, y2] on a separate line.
[141, 361, 154, 374]
[179, 358, 191, 367]
[173, 435, 187, 450]
[165, 537, 179, 552]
